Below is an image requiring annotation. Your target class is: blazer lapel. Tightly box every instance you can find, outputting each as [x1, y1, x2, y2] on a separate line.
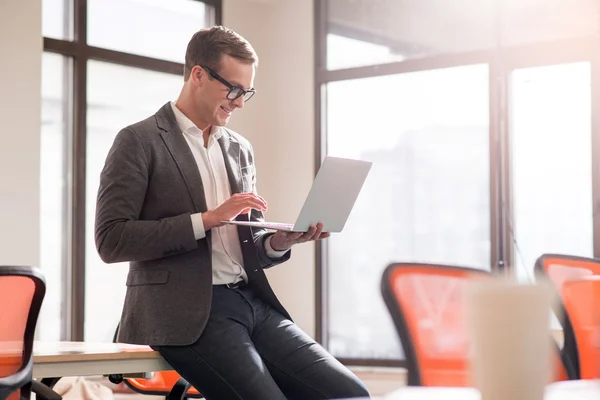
[155, 103, 208, 213]
[219, 131, 258, 269]
[218, 131, 242, 195]
[218, 131, 254, 226]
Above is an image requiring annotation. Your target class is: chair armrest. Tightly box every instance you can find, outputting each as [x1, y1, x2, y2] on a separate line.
[30, 380, 62, 400]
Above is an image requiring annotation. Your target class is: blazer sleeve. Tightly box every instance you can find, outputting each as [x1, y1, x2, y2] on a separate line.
[94, 128, 198, 263]
[253, 230, 290, 269]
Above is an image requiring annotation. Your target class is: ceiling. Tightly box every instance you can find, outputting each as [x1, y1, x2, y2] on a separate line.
[327, 0, 599, 57]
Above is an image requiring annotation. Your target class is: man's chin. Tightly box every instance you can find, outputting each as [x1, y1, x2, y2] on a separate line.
[215, 117, 230, 127]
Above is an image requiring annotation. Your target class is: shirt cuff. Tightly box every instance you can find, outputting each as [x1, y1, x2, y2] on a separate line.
[191, 213, 207, 240]
[264, 234, 289, 259]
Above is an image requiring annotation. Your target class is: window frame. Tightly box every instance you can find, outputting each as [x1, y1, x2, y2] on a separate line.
[43, 0, 222, 341]
[315, 0, 600, 367]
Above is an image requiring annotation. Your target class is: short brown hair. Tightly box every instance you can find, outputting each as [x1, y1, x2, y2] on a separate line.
[183, 26, 258, 80]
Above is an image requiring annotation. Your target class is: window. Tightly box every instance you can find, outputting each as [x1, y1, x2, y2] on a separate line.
[41, 0, 220, 341]
[318, 0, 600, 365]
[87, 0, 211, 63]
[326, 65, 490, 359]
[42, 0, 73, 40]
[85, 61, 182, 341]
[39, 52, 72, 341]
[510, 63, 594, 282]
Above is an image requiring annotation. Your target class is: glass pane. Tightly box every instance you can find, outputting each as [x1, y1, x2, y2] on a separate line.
[85, 60, 182, 342]
[39, 52, 71, 341]
[42, 0, 73, 40]
[326, 0, 496, 69]
[87, 0, 212, 63]
[511, 63, 593, 282]
[326, 34, 406, 71]
[326, 64, 490, 359]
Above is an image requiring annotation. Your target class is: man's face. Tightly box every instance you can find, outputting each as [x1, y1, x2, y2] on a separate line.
[194, 55, 255, 127]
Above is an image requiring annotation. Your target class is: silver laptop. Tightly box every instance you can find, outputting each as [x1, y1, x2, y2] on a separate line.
[223, 156, 372, 232]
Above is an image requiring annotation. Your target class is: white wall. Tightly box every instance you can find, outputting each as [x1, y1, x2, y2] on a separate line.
[224, 0, 317, 337]
[0, 0, 42, 267]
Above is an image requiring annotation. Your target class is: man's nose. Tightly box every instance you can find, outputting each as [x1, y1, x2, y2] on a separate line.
[232, 95, 245, 109]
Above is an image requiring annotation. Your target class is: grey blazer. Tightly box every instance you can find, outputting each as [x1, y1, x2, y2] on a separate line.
[94, 102, 291, 346]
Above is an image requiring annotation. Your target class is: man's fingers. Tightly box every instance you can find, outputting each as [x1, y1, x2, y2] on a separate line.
[236, 192, 267, 205]
[312, 223, 324, 240]
[254, 193, 268, 204]
[235, 198, 267, 212]
[301, 223, 326, 242]
[236, 194, 267, 211]
[247, 200, 267, 211]
[296, 225, 318, 242]
[285, 232, 304, 240]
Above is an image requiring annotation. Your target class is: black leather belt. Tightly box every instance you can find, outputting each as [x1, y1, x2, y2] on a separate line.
[219, 280, 248, 290]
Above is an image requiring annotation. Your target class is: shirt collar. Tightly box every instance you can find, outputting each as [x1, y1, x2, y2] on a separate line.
[170, 101, 223, 140]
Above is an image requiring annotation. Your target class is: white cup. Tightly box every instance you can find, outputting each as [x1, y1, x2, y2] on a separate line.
[465, 279, 554, 400]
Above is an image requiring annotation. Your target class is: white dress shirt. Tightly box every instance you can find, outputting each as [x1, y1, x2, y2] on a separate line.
[170, 102, 286, 285]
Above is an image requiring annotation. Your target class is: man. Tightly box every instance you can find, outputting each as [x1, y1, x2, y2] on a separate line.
[95, 26, 369, 400]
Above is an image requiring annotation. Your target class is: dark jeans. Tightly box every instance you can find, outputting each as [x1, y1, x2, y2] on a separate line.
[153, 284, 370, 400]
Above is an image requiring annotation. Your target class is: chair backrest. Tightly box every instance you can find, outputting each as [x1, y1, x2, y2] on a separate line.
[535, 254, 600, 288]
[560, 276, 600, 379]
[534, 253, 600, 379]
[381, 262, 571, 386]
[381, 263, 491, 386]
[0, 266, 46, 400]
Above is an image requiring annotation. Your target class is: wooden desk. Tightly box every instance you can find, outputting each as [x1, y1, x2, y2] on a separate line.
[31, 342, 600, 399]
[32, 341, 171, 379]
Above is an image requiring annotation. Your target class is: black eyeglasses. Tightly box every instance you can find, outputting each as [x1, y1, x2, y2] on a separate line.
[201, 66, 256, 102]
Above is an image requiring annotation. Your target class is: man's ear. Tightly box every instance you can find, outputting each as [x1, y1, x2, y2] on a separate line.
[190, 66, 205, 87]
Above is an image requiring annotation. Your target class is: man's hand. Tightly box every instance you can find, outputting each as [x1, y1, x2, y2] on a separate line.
[203, 193, 267, 230]
[269, 222, 331, 251]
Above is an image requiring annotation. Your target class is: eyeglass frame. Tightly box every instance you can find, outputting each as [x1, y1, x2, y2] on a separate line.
[200, 65, 256, 102]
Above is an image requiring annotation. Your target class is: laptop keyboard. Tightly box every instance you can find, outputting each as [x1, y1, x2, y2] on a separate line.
[263, 222, 294, 229]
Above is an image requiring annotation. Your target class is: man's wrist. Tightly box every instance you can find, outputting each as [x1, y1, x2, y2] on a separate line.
[202, 211, 219, 231]
[265, 235, 290, 258]
[269, 235, 290, 252]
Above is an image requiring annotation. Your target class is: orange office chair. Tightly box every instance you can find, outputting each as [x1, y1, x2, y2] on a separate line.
[381, 262, 572, 386]
[561, 276, 600, 379]
[109, 324, 203, 399]
[0, 266, 61, 400]
[534, 253, 600, 379]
